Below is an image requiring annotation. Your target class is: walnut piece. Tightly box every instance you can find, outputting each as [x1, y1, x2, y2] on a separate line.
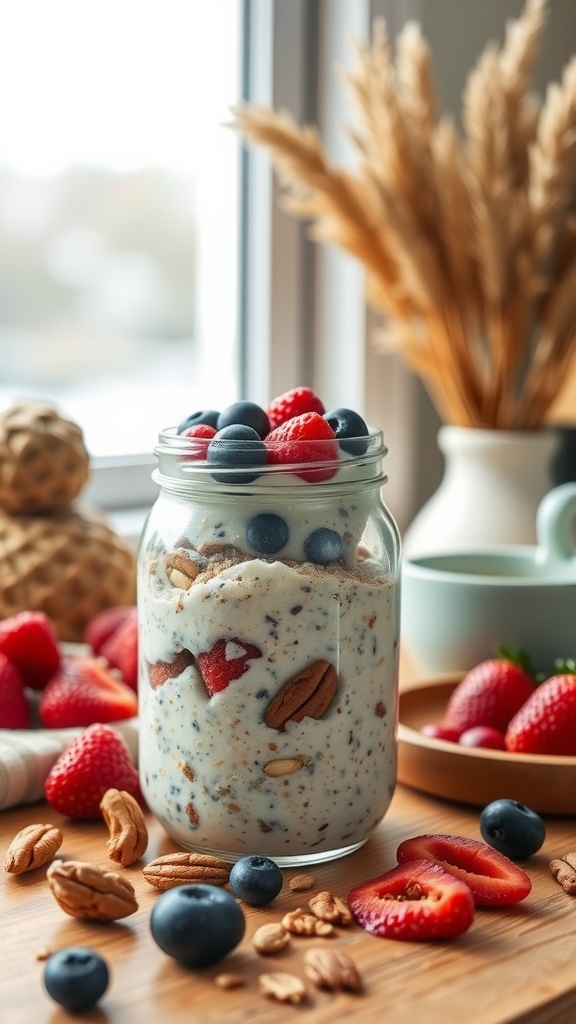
[100, 789, 148, 867]
[143, 852, 232, 891]
[309, 890, 352, 926]
[253, 922, 290, 955]
[4, 823, 63, 875]
[303, 947, 362, 992]
[46, 859, 138, 920]
[258, 972, 307, 1004]
[281, 908, 335, 937]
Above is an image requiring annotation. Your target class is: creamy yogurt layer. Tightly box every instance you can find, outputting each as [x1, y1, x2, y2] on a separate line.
[138, 554, 399, 861]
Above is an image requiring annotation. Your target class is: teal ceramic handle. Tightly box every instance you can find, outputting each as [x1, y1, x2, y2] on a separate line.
[535, 482, 576, 571]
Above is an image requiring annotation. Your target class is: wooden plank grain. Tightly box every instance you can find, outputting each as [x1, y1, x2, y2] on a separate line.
[1, 787, 576, 1024]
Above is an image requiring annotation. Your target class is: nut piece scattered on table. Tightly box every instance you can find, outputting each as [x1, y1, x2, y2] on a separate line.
[143, 852, 231, 891]
[303, 947, 362, 992]
[550, 853, 576, 894]
[46, 859, 138, 920]
[288, 873, 315, 893]
[4, 824, 63, 875]
[281, 908, 335, 937]
[258, 972, 307, 1004]
[253, 922, 290, 955]
[100, 788, 148, 867]
[309, 890, 352, 926]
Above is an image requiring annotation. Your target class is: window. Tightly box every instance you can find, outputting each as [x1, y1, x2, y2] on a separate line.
[0, 0, 241, 471]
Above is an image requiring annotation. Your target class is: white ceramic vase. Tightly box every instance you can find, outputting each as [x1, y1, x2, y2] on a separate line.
[402, 426, 560, 559]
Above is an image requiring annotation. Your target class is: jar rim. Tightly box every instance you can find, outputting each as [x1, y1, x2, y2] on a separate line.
[154, 425, 387, 489]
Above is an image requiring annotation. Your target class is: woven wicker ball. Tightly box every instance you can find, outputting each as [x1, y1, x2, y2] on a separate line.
[0, 505, 136, 641]
[0, 402, 90, 513]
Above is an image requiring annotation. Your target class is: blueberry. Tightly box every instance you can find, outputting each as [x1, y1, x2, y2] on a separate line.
[229, 855, 283, 906]
[303, 527, 347, 565]
[217, 401, 270, 439]
[323, 407, 369, 455]
[479, 799, 546, 860]
[43, 947, 109, 1013]
[150, 883, 246, 967]
[177, 409, 220, 434]
[246, 513, 289, 554]
[207, 424, 267, 484]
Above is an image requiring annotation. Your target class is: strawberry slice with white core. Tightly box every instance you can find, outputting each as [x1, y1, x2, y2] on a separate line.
[196, 637, 262, 696]
[397, 834, 532, 906]
[347, 859, 475, 941]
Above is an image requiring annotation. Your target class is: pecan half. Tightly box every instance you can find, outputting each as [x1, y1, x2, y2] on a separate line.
[309, 890, 352, 926]
[303, 947, 362, 992]
[264, 660, 338, 731]
[100, 789, 148, 867]
[143, 852, 231, 891]
[46, 859, 138, 920]
[258, 972, 307, 1004]
[4, 824, 63, 875]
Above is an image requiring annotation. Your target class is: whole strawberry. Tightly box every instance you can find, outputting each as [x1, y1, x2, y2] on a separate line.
[0, 610, 61, 690]
[45, 722, 142, 819]
[0, 653, 30, 729]
[443, 650, 536, 735]
[506, 664, 576, 755]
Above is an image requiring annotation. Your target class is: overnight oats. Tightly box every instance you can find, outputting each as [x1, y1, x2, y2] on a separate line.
[138, 389, 401, 865]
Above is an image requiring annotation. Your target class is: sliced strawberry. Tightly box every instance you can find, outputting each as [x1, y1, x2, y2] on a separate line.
[267, 386, 325, 430]
[45, 722, 142, 819]
[266, 412, 339, 483]
[0, 653, 30, 729]
[396, 834, 532, 906]
[347, 859, 475, 941]
[39, 655, 138, 728]
[0, 610, 61, 690]
[196, 637, 262, 696]
[147, 649, 195, 689]
[85, 605, 136, 656]
[443, 654, 536, 734]
[506, 671, 576, 755]
[99, 608, 138, 691]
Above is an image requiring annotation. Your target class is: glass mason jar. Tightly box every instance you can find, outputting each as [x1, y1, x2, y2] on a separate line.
[137, 425, 401, 866]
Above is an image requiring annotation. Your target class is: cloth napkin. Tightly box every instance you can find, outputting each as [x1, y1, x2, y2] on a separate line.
[0, 720, 139, 812]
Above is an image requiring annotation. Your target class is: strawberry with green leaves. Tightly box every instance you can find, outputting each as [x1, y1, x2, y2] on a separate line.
[506, 660, 576, 755]
[45, 722, 142, 819]
[442, 648, 536, 734]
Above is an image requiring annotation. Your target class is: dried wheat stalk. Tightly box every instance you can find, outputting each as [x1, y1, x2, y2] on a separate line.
[231, 0, 576, 429]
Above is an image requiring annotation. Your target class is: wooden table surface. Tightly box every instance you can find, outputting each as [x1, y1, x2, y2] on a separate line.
[2, 780, 576, 1024]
